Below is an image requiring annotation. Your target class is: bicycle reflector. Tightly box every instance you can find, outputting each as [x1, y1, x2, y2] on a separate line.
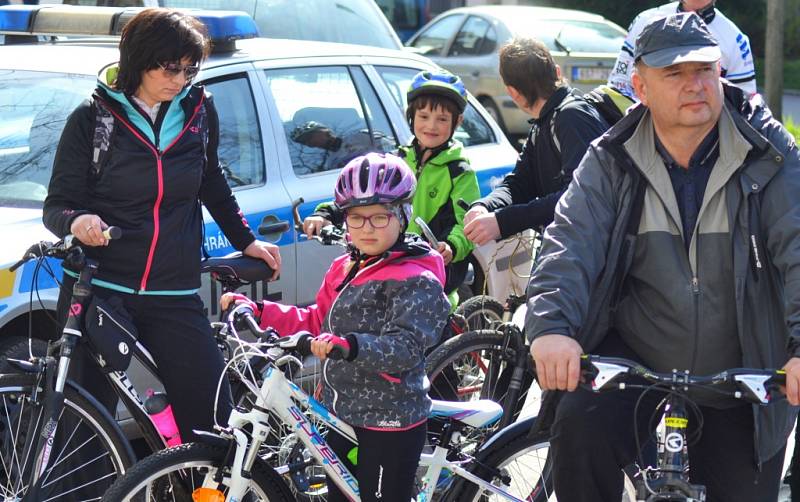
[0, 5, 258, 52]
[192, 487, 225, 502]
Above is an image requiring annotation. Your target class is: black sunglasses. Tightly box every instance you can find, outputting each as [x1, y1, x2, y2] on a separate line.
[157, 62, 200, 80]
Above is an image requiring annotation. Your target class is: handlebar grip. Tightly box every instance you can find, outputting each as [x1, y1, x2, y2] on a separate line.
[457, 198, 470, 211]
[771, 371, 787, 387]
[103, 226, 122, 240]
[295, 333, 314, 357]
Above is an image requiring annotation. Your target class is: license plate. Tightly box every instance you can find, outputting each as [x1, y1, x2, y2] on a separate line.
[571, 66, 611, 83]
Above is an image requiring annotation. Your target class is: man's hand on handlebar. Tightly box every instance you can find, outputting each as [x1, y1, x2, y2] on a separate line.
[781, 356, 800, 405]
[303, 216, 332, 239]
[70, 214, 110, 247]
[530, 334, 583, 392]
[243, 240, 281, 280]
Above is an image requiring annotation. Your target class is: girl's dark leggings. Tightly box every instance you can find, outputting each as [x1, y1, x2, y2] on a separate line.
[325, 421, 427, 502]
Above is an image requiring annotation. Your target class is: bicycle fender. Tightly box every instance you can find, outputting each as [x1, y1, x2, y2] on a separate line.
[474, 415, 538, 461]
[65, 378, 137, 463]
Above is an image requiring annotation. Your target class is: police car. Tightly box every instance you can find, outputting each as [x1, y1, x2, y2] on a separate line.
[0, 5, 529, 351]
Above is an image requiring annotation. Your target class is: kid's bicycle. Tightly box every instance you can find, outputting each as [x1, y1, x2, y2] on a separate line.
[101, 302, 555, 502]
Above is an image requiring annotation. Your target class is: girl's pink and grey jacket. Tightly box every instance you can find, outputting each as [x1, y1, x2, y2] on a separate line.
[258, 237, 450, 430]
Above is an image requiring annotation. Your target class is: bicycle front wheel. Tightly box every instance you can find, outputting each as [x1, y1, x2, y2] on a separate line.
[101, 442, 294, 501]
[0, 372, 134, 500]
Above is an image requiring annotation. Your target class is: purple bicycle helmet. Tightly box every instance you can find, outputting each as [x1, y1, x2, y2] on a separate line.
[335, 152, 416, 210]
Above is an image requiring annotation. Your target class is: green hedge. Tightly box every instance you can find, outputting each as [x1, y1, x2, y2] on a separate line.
[786, 118, 800, 142]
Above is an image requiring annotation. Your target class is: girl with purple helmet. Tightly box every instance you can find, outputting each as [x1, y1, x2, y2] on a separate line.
[223, 152, 450, 502]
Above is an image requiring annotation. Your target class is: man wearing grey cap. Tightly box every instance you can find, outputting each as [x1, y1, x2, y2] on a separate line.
[526, 12, 799, 501]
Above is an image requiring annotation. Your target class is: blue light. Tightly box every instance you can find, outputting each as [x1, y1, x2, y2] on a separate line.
[0, 5, 36, 33]
[193, 11, 259, 42]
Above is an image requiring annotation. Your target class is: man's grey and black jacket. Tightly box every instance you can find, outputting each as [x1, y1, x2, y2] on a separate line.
[473, 86, 608, 238]
[526, 83, 800, 466]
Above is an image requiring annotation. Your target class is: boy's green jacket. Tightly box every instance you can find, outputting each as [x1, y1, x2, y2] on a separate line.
[398, 140, 479, 263]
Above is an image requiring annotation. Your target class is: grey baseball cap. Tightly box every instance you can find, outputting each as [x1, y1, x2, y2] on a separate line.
[634, 12, 721, 68]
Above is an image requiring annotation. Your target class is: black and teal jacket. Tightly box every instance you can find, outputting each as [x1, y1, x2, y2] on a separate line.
[43, 64, 255, 294]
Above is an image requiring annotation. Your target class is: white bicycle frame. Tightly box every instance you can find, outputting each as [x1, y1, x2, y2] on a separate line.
[219, 352, 529, 502]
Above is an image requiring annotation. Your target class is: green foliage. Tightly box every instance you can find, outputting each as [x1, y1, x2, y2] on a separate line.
[785, 117, 800, 142]
[754, 58, 800, 91]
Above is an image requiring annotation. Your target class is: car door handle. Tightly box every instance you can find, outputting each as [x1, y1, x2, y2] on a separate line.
[258, 215, 290, 237]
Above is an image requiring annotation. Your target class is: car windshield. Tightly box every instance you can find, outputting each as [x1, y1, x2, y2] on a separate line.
[0, 70, 94, 208]
[161, 0, 401, 49]
[504, 17, 625, 54]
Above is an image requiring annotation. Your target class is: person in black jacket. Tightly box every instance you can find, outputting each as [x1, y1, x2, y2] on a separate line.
[464, 37, 609, 245]
[43, 9, 281, 443]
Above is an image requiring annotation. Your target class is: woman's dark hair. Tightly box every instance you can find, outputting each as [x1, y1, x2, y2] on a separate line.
[115, 8, 210, 95]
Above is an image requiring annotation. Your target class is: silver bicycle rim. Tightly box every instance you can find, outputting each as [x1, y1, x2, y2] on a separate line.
[469, 441, 553, 502]
[0, 384, 125, 501]
[117, 459, 272, 501]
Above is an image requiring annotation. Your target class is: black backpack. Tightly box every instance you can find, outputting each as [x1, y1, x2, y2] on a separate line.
[550, 85, 634, 153]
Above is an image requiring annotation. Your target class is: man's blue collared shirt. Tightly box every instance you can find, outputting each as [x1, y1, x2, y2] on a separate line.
[654, 126, 720, 252]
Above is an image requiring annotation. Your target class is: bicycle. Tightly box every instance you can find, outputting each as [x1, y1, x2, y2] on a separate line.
[101, 303, 555, 502]
[576, 354, 787, 501]
[0, 231, 275, 501]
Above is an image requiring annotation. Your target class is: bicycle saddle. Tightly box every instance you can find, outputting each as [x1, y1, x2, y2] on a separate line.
[201, 252, 274, 284]
[429, 399, 503, 429]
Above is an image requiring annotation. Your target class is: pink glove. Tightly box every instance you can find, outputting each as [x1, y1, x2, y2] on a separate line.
[316, 332, 352, 360]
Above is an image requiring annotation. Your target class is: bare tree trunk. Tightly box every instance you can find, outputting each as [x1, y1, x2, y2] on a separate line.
[765, 0, 785, 120]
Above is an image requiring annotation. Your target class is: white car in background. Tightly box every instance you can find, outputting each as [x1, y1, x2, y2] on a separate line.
[406, 5, 626, 136]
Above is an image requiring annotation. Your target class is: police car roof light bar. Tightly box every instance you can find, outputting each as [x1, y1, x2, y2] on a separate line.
[0, 5, 258, 52]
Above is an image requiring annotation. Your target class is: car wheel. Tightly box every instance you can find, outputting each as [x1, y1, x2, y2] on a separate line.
[478, 97, 507, 134]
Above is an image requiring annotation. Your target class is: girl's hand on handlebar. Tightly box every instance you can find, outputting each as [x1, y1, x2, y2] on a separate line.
[530, 334, 583, 392]
[220, 292, 259, 314]
[311, 333, 351, 360]
[781, 357, 800, 406]
[70, 214, 110, 247]
[303, 216, 332, 239]
[243, 240, 281, 280]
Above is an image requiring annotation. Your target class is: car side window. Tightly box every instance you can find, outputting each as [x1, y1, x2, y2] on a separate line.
[448, 16, 491, 57]
[203, 75, 266, 188]
[375, 66, 495, 147]
[265, 66, 397, 176]
[408, 14, 464, 56]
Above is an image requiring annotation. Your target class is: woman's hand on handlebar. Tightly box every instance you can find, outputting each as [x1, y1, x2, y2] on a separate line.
[70, 214, 110, 247]
[243, 240, 281, 280]
[530, 334, 583, 392]
[303, 216, 332, 239]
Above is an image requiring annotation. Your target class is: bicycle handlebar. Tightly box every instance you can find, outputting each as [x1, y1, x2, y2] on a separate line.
[9, 226, 123, 272]
[580, 354, 786, 405]
[226, 304, 348, 360]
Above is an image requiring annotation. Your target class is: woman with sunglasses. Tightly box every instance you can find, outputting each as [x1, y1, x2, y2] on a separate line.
[222, 153, 450, 502]
[44, 8, 281, 444]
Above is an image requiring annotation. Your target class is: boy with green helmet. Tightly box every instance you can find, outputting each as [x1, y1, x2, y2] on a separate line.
[305, 69, 480, 308]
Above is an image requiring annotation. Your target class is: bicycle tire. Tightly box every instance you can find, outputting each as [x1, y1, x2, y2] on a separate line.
[447, 418, 553, 502]
[455, 295, 505, 331]
[427, 329, 534, 419]
[101, 442, 294, 501]
[0, 372, 134, 500]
